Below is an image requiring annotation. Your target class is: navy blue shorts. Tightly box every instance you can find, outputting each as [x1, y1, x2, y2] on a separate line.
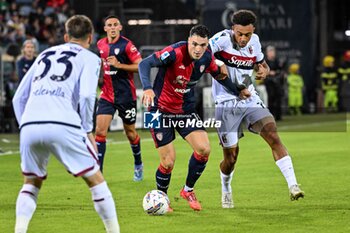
[96, 98, 137, 125]
[149, 111, 206, 148]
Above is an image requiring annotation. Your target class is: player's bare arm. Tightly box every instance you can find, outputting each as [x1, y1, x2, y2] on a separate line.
[254, 61, 270, 80]
[87, 132, 98, 153]
[214, 62, 229, 80]
[106, 56, 141, 72]
[214, 60, 251, 99]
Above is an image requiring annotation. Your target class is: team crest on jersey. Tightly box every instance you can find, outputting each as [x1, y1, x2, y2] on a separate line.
[130, 45, 137, 52]
[156, 133, 163, 141]
[248, 45, 253, 54]
[199, 65, 205, 73]
[114, 48, 120, 55]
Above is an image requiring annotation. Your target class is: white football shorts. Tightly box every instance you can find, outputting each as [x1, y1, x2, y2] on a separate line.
[215, 94, 274, 148]
[20, 123, 100, 179]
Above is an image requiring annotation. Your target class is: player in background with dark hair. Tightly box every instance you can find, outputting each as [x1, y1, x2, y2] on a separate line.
[139, 24, 241, 211]
[12, 15, 120, 233]
[95, 15, 143, 180]
[209, 9, 304, 208]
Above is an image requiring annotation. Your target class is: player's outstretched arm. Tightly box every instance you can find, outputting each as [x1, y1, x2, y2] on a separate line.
[211, 60, 240, 96]
[139, 54, 163, 107]
[106, 56, 141, 72]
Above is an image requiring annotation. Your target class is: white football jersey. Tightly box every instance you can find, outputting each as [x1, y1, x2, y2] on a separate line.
[209, 29, 264, 103]
[13, 43, 101, 132]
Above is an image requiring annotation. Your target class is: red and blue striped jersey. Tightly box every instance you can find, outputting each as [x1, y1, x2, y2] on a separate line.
[97, 36, 141, 104]
[151, 41, 219, 114]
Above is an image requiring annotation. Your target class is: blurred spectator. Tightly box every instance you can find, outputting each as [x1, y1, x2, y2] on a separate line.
[16, 39, 36, 83]
[321, 55, 339, 112]
[287, 63, 304, 115]
[264, 45, 285, 121]
[4, 68, 18, 132]
[5, 69, 18, 105]
[254, 78, 268, 107]
[0, 0, 72, 132]
[338, 50, 350, 112]
[6, 11, 26, 43]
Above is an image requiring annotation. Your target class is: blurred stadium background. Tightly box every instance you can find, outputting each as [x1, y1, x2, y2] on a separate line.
[0, 0, 350, 132]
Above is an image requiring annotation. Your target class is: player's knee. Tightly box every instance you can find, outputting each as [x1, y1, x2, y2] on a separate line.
[196, 145, 211, 157]
[95, 129, 107, 138]
[161, 161, 175, 170]
[263, 130, 282, 147]
[126, 131, 138, 142]
[225, 155, 237, 166]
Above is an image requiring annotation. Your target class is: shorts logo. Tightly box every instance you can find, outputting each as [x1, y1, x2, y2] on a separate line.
[144, 110, 162, 128]
[221, 134, 227, 144]
[156, 133, 163, 141]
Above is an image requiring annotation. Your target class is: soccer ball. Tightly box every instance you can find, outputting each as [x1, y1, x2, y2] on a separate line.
[142, 190, 169, 215]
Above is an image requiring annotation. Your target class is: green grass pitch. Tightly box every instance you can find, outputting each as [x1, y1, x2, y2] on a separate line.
[0, 113, 349, 233]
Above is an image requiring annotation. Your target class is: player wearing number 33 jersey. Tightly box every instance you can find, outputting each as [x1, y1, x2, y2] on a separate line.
[12, 15, 120, 233]
[13, 42, 100, 130]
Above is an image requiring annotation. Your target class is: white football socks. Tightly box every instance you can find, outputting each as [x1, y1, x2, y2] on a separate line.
[183, 185, 193, 192]
[90, 181, 120, 233]
[220, 170, 234, 193]
[15, 184, 40, 233]
[276, 155, 298, 188]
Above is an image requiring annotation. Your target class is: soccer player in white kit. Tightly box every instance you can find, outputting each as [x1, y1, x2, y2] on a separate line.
[12, 15, 120, 233]
[209, 9, 304, 208]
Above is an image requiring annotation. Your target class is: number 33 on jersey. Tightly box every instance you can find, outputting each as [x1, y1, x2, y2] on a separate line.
[14, 42, 101, 131]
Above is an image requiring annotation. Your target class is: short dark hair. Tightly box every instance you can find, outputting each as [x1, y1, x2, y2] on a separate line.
[231, 10, 257, 26]
[104, 15, 119, 24]
[189, 24, 210, 38]
[65, 15, 93, 40]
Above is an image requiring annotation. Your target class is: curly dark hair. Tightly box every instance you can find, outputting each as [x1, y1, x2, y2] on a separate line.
[189, 24, 210, 38]
[231, 10, 257, 27]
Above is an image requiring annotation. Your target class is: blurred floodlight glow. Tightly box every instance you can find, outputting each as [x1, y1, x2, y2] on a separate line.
[128, 19, 198, 25]
[128, 19, 152, 25]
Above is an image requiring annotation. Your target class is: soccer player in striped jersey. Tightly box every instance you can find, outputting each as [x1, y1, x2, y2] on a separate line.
[209, 9, 304, 208]
[12, 15, 120, 233]
[95, 15, 143, 180]
[139, 24, 238, 211]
